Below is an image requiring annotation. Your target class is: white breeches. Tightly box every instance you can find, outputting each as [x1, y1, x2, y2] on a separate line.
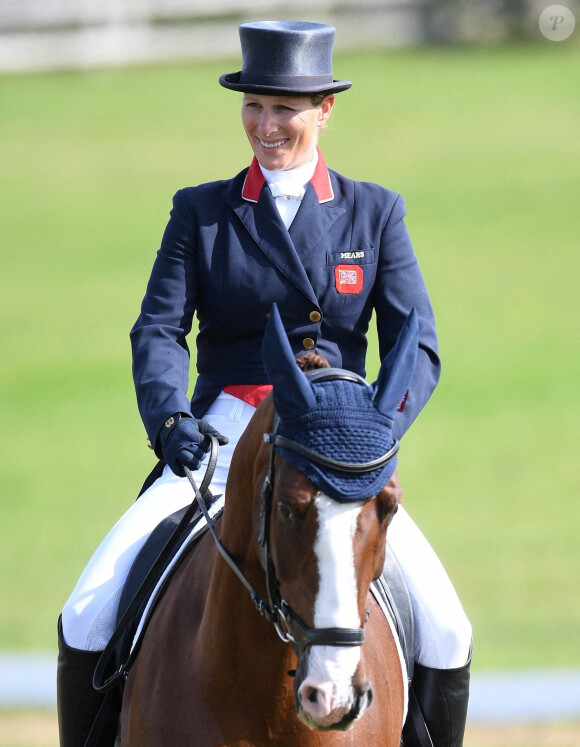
[61, 392, 472, 669]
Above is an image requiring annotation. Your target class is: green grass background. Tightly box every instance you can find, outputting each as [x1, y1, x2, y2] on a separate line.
[1, 42, 579, 671]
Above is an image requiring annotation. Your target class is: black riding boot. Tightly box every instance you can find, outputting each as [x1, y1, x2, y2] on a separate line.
[402, 659, 471, 747]
[57, 616, 114, 747]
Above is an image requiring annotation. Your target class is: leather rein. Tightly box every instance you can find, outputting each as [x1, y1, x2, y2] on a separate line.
[187, 368, 400, 660]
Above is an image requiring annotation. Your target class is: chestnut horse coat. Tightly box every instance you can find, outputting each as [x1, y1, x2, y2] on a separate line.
[121, 397, 406, 746]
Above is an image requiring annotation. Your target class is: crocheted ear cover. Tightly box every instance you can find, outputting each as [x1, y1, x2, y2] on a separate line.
[277, 378, 398, 502]
[262, 305, 419, 502]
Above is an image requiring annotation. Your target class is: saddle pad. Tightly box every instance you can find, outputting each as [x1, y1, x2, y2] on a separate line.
[117, 495, 225, 661]
[374, 543, 415, 683]
[370, 581, 410, 729]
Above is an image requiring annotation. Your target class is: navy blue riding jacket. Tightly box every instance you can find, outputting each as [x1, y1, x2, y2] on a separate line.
[130, 150, 440, 452]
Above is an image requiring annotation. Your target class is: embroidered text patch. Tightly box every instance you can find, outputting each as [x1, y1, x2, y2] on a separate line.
[327, 249, 375, 266]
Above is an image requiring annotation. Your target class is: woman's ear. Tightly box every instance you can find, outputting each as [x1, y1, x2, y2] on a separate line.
[319, 95, 335, 126]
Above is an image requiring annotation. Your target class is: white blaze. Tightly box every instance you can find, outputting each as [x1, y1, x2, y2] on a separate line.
[313, 492, 362, 629]
[297, 493, 365, 726]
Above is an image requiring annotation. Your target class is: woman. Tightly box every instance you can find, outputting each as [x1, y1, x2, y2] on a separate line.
[58, 21, 472, 747]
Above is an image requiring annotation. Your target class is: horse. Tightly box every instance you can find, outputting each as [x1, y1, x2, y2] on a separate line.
[120, 306, 418, 746]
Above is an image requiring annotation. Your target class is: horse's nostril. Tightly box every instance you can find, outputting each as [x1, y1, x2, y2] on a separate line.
[306, 687, 318, 704]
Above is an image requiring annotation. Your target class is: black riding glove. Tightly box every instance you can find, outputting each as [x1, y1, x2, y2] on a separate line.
[158, 413, 229, 477]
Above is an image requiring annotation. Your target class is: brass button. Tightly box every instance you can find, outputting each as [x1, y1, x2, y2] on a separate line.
[303, 338, 315, 350]
[309, 310, 321, 322]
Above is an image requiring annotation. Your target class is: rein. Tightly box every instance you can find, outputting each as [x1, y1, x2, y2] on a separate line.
[183, 457, 277, 623]
[184, 437, 367, 660]
[188, 368, 400, 661]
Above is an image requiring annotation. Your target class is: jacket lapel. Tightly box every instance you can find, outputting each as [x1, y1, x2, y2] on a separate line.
[289, 182, 346, 253]
[233, 183, 319, 305]
[289, 149, 346, 252]
[231, 150, 346, 305]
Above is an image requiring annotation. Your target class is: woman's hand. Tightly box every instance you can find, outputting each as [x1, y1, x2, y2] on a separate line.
[159, 413, 229, 477]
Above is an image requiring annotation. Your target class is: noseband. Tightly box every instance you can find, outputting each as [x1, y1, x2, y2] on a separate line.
[187, 368, 399, 661]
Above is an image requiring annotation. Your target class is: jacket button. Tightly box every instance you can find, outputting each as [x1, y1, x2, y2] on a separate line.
[303, 338, 315, 350]
[309, 310, 321, 322]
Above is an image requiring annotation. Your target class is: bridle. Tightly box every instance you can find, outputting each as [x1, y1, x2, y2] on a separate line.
[187, 368, 399, 660]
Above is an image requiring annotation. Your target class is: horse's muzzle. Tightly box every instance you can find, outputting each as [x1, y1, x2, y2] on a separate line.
[294, 649, 373, 731]
[297, 680, 373, 732]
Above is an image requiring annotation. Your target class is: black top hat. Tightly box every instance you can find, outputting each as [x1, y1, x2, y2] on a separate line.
[219, 21, 352, 96]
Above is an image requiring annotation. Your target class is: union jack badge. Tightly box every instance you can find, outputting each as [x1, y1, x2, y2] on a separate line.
[334, 264, 363, 294]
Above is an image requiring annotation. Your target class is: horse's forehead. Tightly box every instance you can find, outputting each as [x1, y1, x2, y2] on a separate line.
[314, 493, 364, 550]
[315, 492, 364, 522]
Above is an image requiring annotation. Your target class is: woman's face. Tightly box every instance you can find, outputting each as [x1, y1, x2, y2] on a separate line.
[241, 93, 334, 171]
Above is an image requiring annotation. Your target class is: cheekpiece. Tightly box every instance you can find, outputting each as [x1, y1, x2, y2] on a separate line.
[219, 21, 352, 96]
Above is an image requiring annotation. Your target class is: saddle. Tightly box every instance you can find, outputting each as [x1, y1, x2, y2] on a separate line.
[117, 497, 224, 649]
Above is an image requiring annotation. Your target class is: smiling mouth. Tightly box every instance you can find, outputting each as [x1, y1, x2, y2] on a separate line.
[259, 138, 288, 149]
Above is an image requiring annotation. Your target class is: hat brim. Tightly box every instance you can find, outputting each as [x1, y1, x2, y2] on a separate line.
[219, 72, 352, 96]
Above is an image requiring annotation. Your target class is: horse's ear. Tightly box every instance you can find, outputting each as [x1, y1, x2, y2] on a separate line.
[371, 309, 419, 418]
[262, 304, 317, 418]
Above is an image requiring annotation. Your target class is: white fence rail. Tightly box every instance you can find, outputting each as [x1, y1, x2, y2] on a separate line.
[0, 0, 541, 73]
[0, 0, 435, 72]
[2, 653, 580, 724]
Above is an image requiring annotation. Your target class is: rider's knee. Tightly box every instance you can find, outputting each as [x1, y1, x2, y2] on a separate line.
[414, 599, 472, 669]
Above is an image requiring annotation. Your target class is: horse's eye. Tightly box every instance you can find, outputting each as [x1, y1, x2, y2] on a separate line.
[277, 503, 295, 523]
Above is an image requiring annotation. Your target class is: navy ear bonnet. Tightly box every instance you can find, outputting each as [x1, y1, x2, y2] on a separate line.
[262, 305, 419, 502]
[276, 378, 398, 502]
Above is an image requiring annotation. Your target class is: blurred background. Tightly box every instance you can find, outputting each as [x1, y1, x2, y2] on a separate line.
[1, 0, 579, 744]
[0, 0, 576, 72]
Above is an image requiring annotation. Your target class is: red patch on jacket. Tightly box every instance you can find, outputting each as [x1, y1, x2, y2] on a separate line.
[335, 264, 363, 294]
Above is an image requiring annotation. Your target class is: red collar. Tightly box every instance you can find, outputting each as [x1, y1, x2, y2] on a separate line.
[241, 147, 334, 204]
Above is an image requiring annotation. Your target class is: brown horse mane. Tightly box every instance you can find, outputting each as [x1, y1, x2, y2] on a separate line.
[295, 351, 331, 372]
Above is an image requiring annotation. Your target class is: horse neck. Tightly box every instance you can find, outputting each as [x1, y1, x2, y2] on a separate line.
[195, 399, 299, 695]
[219, 397, 272, 564]
[201, 398, 276, 642]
